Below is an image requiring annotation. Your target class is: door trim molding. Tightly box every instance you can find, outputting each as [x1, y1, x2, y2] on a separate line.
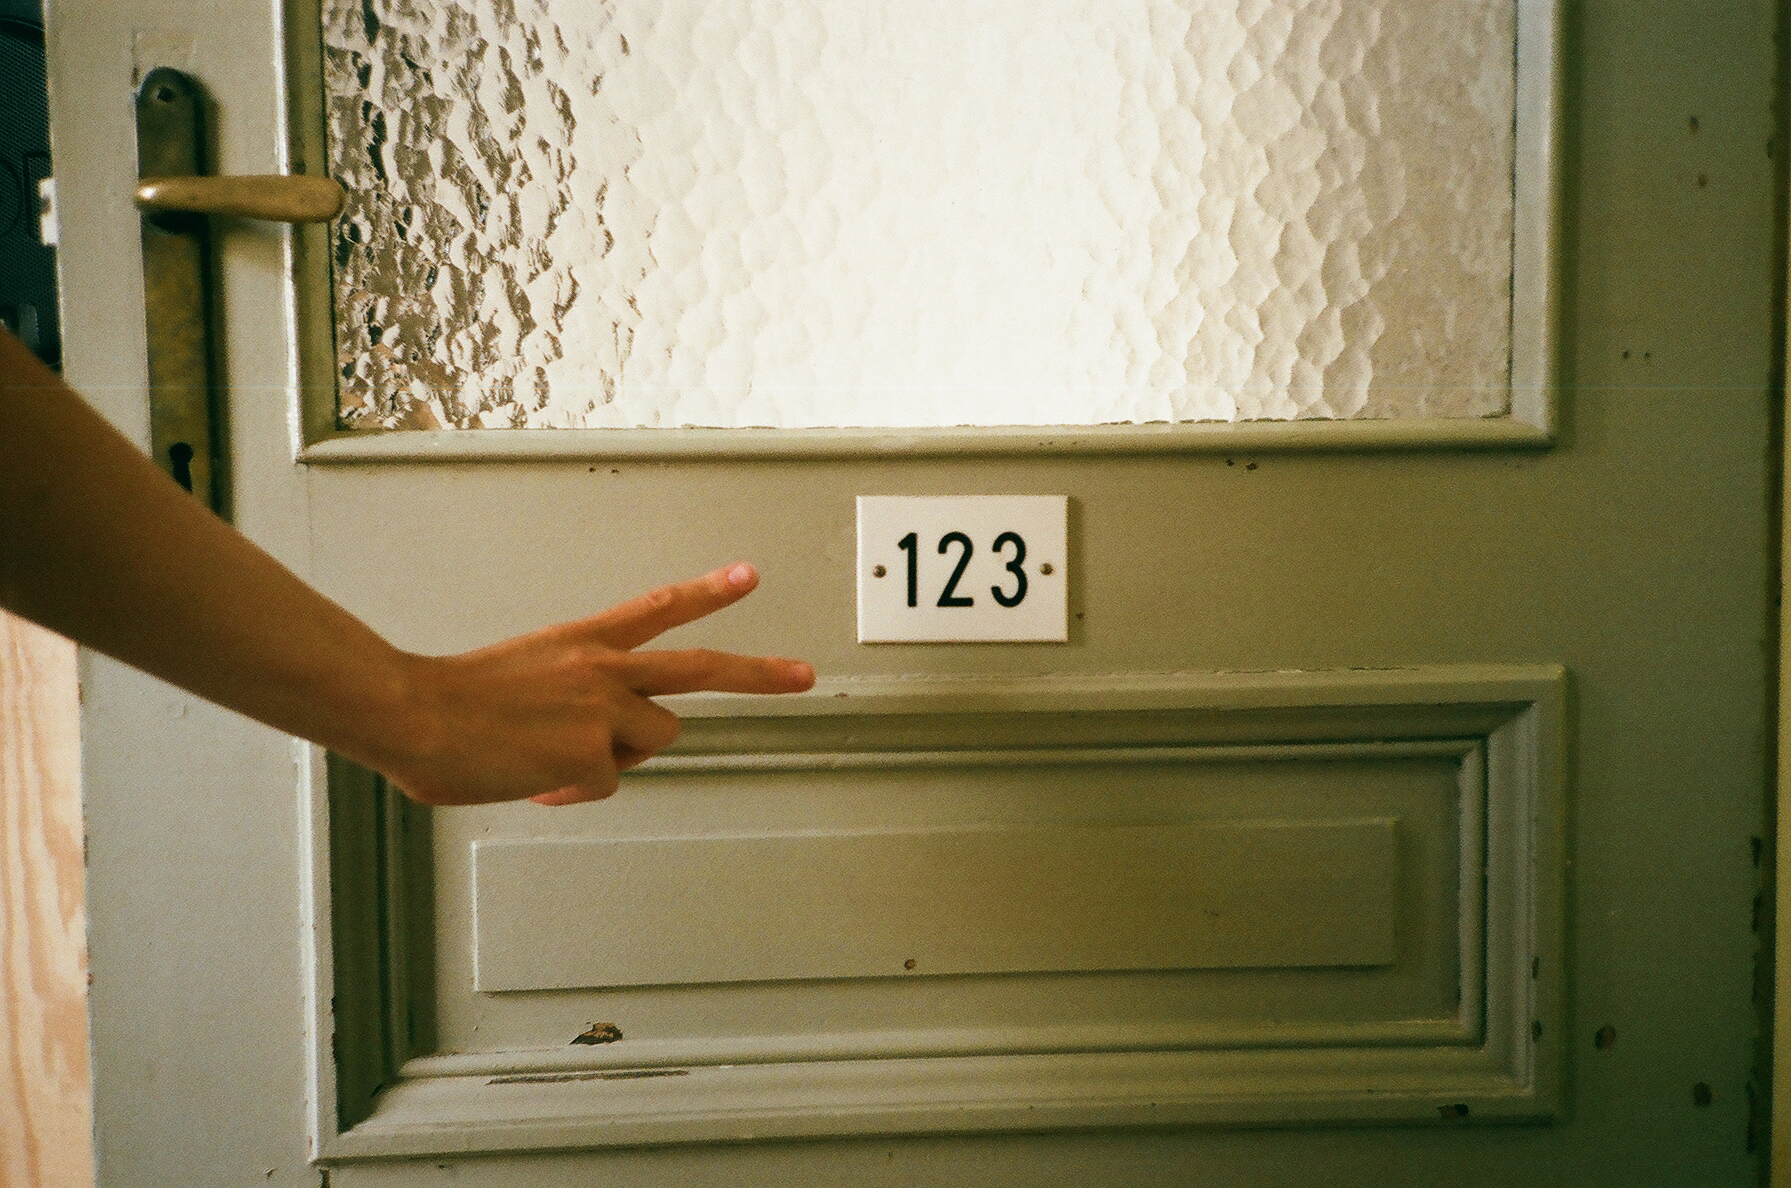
[295, 413, 1553, 466]
[308, 665, 1566, 1162]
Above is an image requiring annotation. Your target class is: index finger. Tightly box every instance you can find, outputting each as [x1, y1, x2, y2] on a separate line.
[586, 562, 761, 650]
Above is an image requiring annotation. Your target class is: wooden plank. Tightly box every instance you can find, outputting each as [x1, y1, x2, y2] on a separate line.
[0, 611, 93, 1188]
[473, 819, 1399, 992]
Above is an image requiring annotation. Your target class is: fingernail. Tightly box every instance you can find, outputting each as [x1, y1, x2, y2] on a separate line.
[726, 562, 757, 588]
[790, 661, 816, 686]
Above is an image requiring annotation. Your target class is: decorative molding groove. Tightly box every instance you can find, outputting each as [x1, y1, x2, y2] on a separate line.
[313, 665, 1566, 1160]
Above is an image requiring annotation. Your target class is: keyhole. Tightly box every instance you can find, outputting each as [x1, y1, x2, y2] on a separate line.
[168, 441, 195, 493]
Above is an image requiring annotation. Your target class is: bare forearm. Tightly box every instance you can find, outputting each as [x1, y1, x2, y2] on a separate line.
[1, 328, 813, 805]
[0, 330, 417, 770]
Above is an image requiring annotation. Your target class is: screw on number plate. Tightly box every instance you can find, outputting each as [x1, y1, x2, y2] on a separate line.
[1039, 562, 1054, 575]
[873, 564, 887, 578]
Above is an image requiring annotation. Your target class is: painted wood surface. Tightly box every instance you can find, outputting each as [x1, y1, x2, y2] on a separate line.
[1, 611, 92, 1188]
[473, 820, 1400, 991]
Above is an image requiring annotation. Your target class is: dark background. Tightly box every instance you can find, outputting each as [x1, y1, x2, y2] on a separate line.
[1, 0, 58, 368]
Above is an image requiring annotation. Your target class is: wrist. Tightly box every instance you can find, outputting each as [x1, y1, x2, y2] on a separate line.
[333, 644, 445, 791]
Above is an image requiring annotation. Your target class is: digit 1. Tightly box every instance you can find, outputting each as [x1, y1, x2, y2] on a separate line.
[898, 532, 918, 607]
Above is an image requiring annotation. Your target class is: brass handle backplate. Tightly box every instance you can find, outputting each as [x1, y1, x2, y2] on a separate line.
[137, 68, 219, 511]
[133, 67, 346, 517]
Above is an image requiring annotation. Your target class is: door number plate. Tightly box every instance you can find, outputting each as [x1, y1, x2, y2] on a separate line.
[857, 496, 1068, 643]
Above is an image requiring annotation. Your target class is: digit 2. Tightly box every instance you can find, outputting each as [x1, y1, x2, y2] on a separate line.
[937, 532, 975, 607]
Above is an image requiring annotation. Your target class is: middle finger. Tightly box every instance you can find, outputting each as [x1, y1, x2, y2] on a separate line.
[622, 648, 817, 697]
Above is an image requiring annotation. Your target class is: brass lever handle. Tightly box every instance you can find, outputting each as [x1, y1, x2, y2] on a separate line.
[134, 174, 345, 224]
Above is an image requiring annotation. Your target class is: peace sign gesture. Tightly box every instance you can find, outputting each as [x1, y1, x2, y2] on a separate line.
[384, 563, 816, 806]
[2, 327, 813, 808]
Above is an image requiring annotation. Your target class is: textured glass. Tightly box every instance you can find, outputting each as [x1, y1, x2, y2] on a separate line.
[324, 1, 1516, 430]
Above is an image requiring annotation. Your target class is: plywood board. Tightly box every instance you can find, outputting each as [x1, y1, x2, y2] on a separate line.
[0, 611, 92, 1188]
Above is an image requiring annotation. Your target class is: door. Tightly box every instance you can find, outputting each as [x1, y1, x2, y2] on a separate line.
[45, 0, 1780, 1184]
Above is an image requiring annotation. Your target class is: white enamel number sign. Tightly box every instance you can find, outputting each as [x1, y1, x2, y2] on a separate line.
[856, 496, 1068, 643]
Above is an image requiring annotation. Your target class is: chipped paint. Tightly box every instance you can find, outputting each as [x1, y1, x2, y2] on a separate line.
[571, 1021, 623, 1045]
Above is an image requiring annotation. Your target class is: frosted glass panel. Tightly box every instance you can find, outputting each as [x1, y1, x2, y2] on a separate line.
[323, 1, 1516, 430]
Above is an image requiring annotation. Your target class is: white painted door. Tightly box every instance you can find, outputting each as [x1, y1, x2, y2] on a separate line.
[47, 0, 1779, 1184]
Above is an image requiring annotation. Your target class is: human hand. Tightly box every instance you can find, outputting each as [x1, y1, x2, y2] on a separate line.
[0, 326, 812, 808]
[380, 562, 814, 806]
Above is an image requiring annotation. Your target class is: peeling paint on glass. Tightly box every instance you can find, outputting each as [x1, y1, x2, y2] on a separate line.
[323, 0, 1517, 431]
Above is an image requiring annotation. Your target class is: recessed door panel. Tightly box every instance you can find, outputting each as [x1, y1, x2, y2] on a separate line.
[471, 818, 1402, 991]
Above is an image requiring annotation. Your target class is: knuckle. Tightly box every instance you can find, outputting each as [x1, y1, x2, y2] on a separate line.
[577, 647, 628, 684]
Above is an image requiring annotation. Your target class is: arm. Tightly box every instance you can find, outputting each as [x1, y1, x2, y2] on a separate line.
[0, 328, 814, 805]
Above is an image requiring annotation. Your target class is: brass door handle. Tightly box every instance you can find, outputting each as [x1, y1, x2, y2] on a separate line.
[134, 174, 345, 224]
[133, 66, 347, 516]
